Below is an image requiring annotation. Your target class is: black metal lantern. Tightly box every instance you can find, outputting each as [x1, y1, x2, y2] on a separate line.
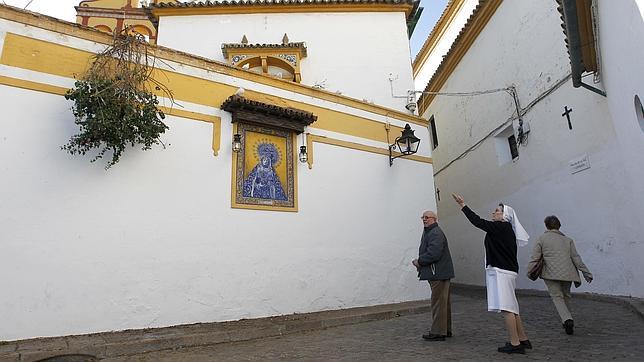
[232, 134, 242, 153]
[298, 145, 308, 163]
[389, 123, 420, 166]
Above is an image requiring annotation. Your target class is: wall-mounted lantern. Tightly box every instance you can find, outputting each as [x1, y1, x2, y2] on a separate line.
[232, 133, 242, 153]
[298, 145, 308, 163]
[389, 123, 420, 166]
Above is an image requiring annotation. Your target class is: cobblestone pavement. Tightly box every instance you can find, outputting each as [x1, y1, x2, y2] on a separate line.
[106, 291, 644, 361]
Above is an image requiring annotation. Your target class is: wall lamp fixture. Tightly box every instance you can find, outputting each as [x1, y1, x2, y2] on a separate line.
[389, 123, 420, 166]
[298, 145, 308, 163]
[232, 134, 242, 153]
[233, 132, 308, 164]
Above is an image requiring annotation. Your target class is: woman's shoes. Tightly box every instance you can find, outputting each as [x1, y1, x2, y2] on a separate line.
[563, 319, 574, 335]
[520, 339, 532, 349]
[498, 342, 526, 354]
[421, 333, 446, 341]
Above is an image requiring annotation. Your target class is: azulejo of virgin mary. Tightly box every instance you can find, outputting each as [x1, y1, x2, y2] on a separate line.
[242, 142, 287, 200]
[233, 122, 295, 211]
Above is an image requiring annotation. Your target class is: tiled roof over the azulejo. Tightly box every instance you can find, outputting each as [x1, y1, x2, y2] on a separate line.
[222, 95, 317, 122]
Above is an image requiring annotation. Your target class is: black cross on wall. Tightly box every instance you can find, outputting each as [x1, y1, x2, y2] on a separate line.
[562, 106, 573, 130]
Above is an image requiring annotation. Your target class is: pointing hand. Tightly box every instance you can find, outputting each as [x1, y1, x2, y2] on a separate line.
[452, 193, 465, 207]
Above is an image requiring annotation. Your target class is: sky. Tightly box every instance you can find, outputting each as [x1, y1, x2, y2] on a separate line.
[2, 0, 448, 58]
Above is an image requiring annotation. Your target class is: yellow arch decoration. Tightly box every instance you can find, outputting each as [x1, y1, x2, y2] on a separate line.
[128, 25, 153, 37]
[93, 24, 112, 33]
[236, 55, 298, 82]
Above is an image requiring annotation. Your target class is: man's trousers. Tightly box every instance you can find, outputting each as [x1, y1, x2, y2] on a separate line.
[429, 279, 452, 335]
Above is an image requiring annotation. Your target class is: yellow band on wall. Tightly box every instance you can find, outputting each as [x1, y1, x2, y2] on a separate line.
[0, 33, 412, 145]
[158, 106, 221, 156]
[0, 5, 427, 126]
[306, 134, 433, 169]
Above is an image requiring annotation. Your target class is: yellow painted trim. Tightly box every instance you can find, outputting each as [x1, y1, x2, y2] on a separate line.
[0, 33, 411, 145]
[0, 75, 221, 157]
[152, 4, 415, 18]
[418, 0, 502, 115]
[158, 106, 219, 123]
[0, 5, 426, 126]
[212, 120, 221, 157]
[412, 0, 466, 76]
[306, 132, 313, 170]
[307, 134, 432, 168]
[158, 106, 221, 156]
[0, 75, 67, 95]
[230, 126, 299, 212]
[244, 91, 406, 144]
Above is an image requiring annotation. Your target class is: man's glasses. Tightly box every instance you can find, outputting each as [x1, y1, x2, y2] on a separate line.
[421, 216, 436, 220]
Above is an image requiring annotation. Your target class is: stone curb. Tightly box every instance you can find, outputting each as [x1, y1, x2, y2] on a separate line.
[0, 300, 431, 361]
[450, 283, 644, 321]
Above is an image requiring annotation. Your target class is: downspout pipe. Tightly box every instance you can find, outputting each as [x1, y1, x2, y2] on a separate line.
[561, 0, 606, 97]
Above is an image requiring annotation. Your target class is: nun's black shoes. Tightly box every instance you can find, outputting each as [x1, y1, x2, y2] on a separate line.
[564, 319, 574, 335]
[498, 342, 526, 354]
[422, 333, 446, 341]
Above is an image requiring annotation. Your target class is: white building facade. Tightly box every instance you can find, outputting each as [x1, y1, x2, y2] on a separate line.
[0, 1, 436, 341]
[153, 1, 418, 110]
[414, 0, 644, 298]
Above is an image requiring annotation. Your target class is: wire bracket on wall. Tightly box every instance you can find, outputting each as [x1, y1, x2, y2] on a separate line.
[390, 84, 530, 146]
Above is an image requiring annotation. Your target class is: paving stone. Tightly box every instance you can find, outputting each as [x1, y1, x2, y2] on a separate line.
[15, 339, 67, 353]
[0, 343, 17, 355]
[2, 288, 643, 361]
[0, 354, 19, 362]
[102, 291, 644, 361]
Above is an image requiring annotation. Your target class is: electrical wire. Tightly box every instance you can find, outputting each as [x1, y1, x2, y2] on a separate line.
[431, 72, 572, 177]
[414, 87, 512, 97]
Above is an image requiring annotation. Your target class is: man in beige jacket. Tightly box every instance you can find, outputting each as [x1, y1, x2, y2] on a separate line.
[527, 215, 593, 335]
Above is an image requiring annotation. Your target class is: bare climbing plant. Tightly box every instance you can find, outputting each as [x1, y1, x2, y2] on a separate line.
[62, 28, 173, 169]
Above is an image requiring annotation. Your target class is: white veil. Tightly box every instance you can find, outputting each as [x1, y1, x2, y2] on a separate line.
[502, 204, 529, 247]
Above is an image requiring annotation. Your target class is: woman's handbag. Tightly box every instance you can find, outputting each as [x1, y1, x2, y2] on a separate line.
[527, 257, 544, 281]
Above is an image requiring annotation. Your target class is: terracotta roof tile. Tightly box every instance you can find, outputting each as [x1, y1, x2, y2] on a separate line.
[221, 42, 307, 58]
[153, 0, 416, 9]
[149, 0, 418, 19]
[221, 95, 317, 133]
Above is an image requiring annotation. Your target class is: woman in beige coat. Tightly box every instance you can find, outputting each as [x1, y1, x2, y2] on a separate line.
[527, 215, 593, 335]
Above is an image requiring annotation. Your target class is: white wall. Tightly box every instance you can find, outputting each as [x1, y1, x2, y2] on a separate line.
[420, 0, 644, 297]
[595, 0, 644, 298]
[0, 87, 435, 341]
[0, 17, 436, 340]
[156, 12, 415, 111]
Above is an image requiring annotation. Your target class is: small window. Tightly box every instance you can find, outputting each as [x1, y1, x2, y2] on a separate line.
[494, 124, 518, 165]
[428, 116, 439, 150]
